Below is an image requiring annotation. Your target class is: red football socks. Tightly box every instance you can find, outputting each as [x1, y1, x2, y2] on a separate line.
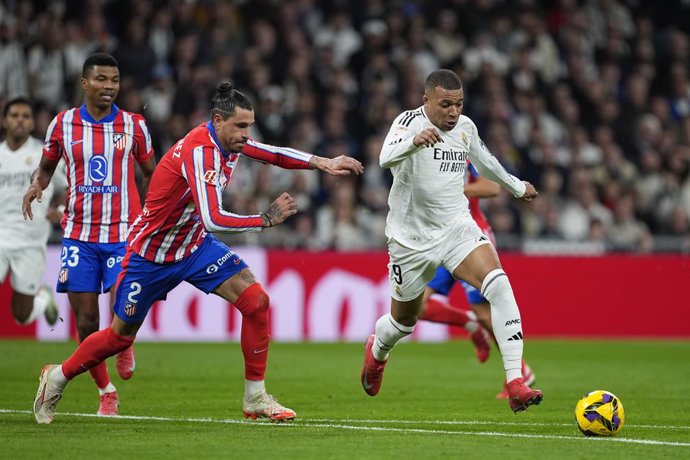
[234, 283, 270, 381]
[62, 328, 134, 380]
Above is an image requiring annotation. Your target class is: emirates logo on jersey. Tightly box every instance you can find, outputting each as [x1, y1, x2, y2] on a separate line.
[203, 170, 218, 186]
[113, 133, 127, 150]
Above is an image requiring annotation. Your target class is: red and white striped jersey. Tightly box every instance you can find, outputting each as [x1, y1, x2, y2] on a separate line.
[42, 104, 154, 243]
[128, 122, 313, 263]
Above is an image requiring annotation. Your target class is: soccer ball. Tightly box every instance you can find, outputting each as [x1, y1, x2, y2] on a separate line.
[575, 390, 625, 436]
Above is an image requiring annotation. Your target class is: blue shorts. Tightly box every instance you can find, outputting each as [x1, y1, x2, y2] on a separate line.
[113, 234, 248, 324]
[426, 266, 487, 305]
[56, 238, 126, 293]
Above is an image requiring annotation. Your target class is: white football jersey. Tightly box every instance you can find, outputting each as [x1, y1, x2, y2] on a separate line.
[380, 107, 526, 251]
[0, 137, 66, 248]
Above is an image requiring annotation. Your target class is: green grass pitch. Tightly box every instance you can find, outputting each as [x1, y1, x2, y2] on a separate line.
[1, 339, 689, 459]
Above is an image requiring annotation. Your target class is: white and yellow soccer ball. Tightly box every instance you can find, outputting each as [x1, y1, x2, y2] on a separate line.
[575, 390, 625, 436]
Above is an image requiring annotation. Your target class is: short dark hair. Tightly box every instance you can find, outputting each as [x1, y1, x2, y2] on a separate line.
[3, 96, 34, 118]
[211, 81, 253, 119]
[425, 69, 463, 92]
[82, 53, 119, 78]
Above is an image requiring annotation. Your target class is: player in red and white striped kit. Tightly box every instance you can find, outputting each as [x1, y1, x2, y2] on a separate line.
[32, 81, 363, 424]
[23, 53, 156, 416]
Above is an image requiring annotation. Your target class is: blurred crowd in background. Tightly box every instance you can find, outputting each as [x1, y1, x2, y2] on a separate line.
[1, 0, 689, 253]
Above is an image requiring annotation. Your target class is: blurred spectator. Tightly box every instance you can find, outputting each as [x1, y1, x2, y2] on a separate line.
[255, 85, 288, 145]
[0, 17, 29, 100]
[27, 19, 66, 111]
[113, 18, 156, 88]
[427, 10, 465, 67]
[313, 8, 362, 69]
[463, 32, 509, 81]
[606, 191, 654, 252]
[559, 179, 613, 241]
[148, 7, 175, 64]
[1, 0, 688, 253]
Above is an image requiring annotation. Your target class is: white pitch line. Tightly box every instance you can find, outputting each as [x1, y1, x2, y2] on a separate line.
[2, 409, 689, 448]
[301, 417, 690, 431]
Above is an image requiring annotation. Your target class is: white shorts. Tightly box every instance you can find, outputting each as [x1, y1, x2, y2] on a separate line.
[0, 246, 47, 295]
[387, 219, 491, 302]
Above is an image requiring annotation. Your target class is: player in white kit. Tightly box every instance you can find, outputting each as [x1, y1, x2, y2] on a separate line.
[360, 69, 543, 412]
[0, 97, 64, 326]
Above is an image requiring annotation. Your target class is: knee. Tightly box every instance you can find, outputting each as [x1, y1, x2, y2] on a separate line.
[480, 269, 512, 300]
[235, 283, 270, 316]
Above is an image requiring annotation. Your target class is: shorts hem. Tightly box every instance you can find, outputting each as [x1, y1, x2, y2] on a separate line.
[391, 287, 425, 303]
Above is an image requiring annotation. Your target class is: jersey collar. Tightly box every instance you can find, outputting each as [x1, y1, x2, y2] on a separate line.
[206, 121, 229, 157]
[79, 104, 119, 124]
[420, 106, 429, 120]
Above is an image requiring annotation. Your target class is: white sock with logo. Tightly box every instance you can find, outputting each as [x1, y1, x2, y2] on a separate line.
[245, 379, 266, 400]
[372, 314, 415, 361]
[481, 269, 523, 382]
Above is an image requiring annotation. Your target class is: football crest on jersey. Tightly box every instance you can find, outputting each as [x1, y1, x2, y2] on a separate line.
[113, 133, 127, 151]
[203, 170, 218, 186]
[58, 268, 69, 283]
[461, 132, 469, 148]
[124, 302, 137, 317]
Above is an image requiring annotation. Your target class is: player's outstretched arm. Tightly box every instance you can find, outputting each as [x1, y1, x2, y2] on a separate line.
[22, 156, 59, 220]
[260, 192, 298, 227]
[519, 181, 538, 202]
[241, 139, 362, 175]
[309, 155, 363, 176]
[467, 121, 532, 199]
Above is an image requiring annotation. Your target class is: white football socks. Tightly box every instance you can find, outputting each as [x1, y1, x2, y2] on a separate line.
[481, 269, 523, 382]
[98, 382, 117, 395]
[53, 365, 69, 387]
[372, 314, 415, 361]
[245, 379, 266, 399]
